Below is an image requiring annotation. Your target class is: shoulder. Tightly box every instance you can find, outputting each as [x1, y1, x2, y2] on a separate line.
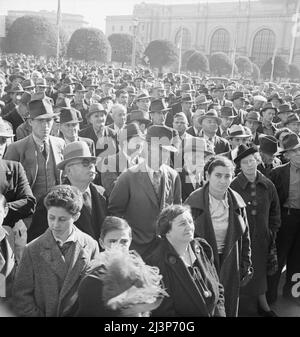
[50, 135, 65, 147]
[193, 238, 214, 261]
[76, 227, 98, 248]
[272, 162, 290, 174]
[185, 186, 205, 209]
[90, 183, 106, 197]
[229, 188, 246, 208]
[79, 136, 94, 145]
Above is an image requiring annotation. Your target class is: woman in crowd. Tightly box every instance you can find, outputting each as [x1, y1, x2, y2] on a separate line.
[145, 204, 226, 317]
[230, 144, 281, 317]
[12, 185, 100, 317]
[77, 216, 166, 317]
[185, 156, 253, 317]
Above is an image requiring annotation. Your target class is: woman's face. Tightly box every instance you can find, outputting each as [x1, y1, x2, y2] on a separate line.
[167, 211, 194, 244]
[208, 165, 233, 195]
[102, 229, 132, 250]
[240, 154, 257, 176]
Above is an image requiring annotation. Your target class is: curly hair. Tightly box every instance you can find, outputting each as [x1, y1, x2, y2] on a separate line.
[100, 216, 132, 241]
[43, 185, 83, 216]
[157, 204, 192, 237]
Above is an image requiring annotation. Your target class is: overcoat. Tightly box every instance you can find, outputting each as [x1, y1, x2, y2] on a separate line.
[185, 183, 252, 317]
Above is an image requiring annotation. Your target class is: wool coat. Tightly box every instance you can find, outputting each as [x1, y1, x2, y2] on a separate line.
[230, 171, 281, 295]
[184, 183, 252, 317]
[12, 227, 100, 317]
[145, 237, 226, 317]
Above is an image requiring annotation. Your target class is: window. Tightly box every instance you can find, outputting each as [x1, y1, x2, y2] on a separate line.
[251, 29, 276, 67]
[210, 29, 230, 54]
[174, 28, 191, 51]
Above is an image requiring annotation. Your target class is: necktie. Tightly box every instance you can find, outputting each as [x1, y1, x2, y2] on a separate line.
[207, 138, 214, 154]
[57, 241, 73, 257]
[82, 191, 92, 215]
[152, 171, 162, 199]
[42, 141, 49, 160]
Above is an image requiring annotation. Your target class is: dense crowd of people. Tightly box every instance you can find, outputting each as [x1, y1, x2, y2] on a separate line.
[0, 52, 300, 317]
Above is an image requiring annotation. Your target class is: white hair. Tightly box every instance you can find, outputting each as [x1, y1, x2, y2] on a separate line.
[111, 103, 127, 117]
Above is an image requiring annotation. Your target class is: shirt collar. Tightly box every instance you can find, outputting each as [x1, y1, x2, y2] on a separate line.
[53, 226, 77, 246]
[209, 192, 229, 208]
[32, 133, 49, 148]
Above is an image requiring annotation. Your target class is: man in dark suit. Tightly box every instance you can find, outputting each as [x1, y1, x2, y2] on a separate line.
[186, 109, 205, 137]
[231, 91, 247, 126]
[108, 125, 182, 257]
[267, 133, 300, 305]
[27, 141, 107, 243]
[198, 110, 230, 155]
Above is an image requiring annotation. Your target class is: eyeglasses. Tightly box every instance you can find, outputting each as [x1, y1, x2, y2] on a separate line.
[67, 159, 95, 168]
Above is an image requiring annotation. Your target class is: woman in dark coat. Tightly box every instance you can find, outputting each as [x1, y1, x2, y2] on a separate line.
[230, 144, 281, 317]
[185, 156, 253, 317]
[145, 204, 226, 317]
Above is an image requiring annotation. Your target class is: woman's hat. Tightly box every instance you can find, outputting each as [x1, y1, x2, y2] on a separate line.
[234, 144, 257, 164]
[57, 141, 96, 170]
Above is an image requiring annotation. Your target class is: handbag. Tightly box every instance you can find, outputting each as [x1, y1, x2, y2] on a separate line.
[267, 237, 278, 276]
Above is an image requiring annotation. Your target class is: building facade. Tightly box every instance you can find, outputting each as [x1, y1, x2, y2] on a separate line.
[106, 0, 300, 68]
[6, 10, 88, 39]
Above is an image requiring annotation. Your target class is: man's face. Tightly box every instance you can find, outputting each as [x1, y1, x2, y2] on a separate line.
[201, 117, 218, 134]
[277, 112, 289, 123]
[75, 91, 85, 101]
[233, 98, 245, 110]
[65, 158, 97, 184]
[18, 103, 29, 119]
[262, 109, 275, 123]
[60, 122, 80, 141]
[136, 98, 150, 112]
[112, 108, 127, 128]
[117, 93, 129, 106]
[173, 117, 187, 135]
[30, 118, 54, 140]
[151, 111, 165, 125]
[89, 111, 107, 131]
[287, 122, 300, 134]
[192, 113, 202, 130]
[215, 89, 225, 100]
[229, 137, 244, 149]
[182, 101, 193, 113]
[253, 100, 264, 109]
[245, 120, 259, 134]
[36, 86, 46, 93]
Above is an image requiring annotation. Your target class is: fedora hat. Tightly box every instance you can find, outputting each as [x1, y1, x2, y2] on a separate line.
[119, 123, 145, 144]
[127, 110, 151, 126]
[135, 91, 151, 101]
[150, 99, 171, 113]
[181, 93, 194, 103]
[9, 72, 25, 82]
[234, 144, 257, 164]
[8, 83, 24, 93]
[220, 106, 236, 119]
[19, 91, 32, 105]
[74, 83, 88, 92]
[245, 110, 261, 123]
[86, 103, 107, 119]
[279, 133, 300, 153]
[55, 97, 71, 109]
[59, 107, 83, 124]
[231, 91, 245, 101]
[45, 73, 57, 83]
[0, 121, 14, 137]
[227, 124, 249, 139]
[284, 113, 300, 125]
[59, 85, 75, 96]
[258, 134, 278, 155]
[253, 95, 267, 103]
[35, 78, 49, 88]
[268, 92, 283, 104]
[260, 102, 278, 114]
[22, 79, 35, 90]
[195, 94, 210, 106]
[278, 103, 293, 115]
[212, 84, 225, 91]
[198, 109, 222, 125]
[83, 78, 98, 88]
[57, 141, 96, 170]
[180, 83, 195, 92]
[146, 125, 178, 152]
[28, 97, 59, 120]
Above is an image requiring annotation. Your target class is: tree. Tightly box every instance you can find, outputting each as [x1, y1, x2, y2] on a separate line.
[144, 39, 178, 72]
[108, 33, 144, 66]
[288, 63, 300, 81]
[261, 56, 289, 80]
[5, 15, 58, 56]
[186, 51, 209, 74]
[67, 28, 111, 62]
[235, 56, 253, 76]
[181, 49, 197, 70]
[209, 52, 233, 76]
[251, 62, 261, 81]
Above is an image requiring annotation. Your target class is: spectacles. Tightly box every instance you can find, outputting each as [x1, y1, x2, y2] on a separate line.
[67, 159, 95, 168]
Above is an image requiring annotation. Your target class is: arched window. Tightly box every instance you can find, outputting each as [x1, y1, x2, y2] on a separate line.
[210, 29, 230, 54]
[251, 29, 276, 67]
[175, 28, 191, 51]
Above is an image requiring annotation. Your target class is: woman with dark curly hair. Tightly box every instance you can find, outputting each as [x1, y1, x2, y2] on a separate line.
[12, 185, 100, 317]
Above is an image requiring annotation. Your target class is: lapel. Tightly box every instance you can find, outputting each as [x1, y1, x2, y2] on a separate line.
[49, 136, 63, 183]
[89, 183, 106, 239]
[163, 239, 210, 316]
[25, 135, 38, 186]
[39, 229, 68, 280]
[136, 168, 159, 208]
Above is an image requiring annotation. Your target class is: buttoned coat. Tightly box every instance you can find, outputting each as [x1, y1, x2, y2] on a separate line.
[230, 172, 281, 295]
[12, 227, 100, 317]
[3, 135, 65, 188]
[108, 162, 182, 256]
[145, 237, 226, 317]
[184, 183, 252, 317]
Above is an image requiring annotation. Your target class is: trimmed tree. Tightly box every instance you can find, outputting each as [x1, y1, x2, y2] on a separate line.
[251, 62, 261, 81]
[261, 56, 289, 80]
[5, 15, 58, 56]
[186, 51, 209, 74]
[235, 56, 253, 76]
[108, 33, 144, 66]
[181, 49, 197, 70]
[288, 63, 300, 81]
[209, 52, 233, 76]
[67, 28, 111, 62]
[144, 39, 178, 72]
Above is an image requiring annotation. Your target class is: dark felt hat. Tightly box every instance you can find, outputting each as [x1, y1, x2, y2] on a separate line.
[234, 144, 257, 164]
[258, 134, 278, 155]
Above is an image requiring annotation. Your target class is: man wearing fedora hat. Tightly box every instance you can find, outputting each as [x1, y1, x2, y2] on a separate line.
[2, 83, 24, 117]
[267, 133, 300, 305]
[198, 110, 230, 155]
[245, 110, 262, 146]
[28, 141, 107, 243]
[231, 91, 247, 126]
[72, 83, 89, 128]
[4, 94, 65, 204]
[108, 125, 181, 257]
[0, 119, 14, 159]
[165, 92, 194, 128]
[217, 106, 236, 138]
[194, 94, 211, 112]
[59, 107, 95, 155]
[186, 109, 205, 137]
[257, 103, 277, 137]
[274, 103, 293, 130]
[149, 98, 172, 127]
[127, 109, 152, 135]
[132, 91, 151, 117]
[284, 113, 300, 136]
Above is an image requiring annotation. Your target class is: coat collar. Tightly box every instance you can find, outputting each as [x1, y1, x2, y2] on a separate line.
[235, 171, 268, 190]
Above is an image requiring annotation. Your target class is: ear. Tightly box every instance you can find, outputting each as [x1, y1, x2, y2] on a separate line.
[28, 119, 33, 126]
[73, 212, 81, 222]
[3, 206, 8, 218]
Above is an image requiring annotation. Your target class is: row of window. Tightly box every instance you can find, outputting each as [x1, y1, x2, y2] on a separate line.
[111, 24, 145, 32]
[175, 28, 276, 67]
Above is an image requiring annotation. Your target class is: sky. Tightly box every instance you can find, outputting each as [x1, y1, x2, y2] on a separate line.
[1, 0, 257, 32]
